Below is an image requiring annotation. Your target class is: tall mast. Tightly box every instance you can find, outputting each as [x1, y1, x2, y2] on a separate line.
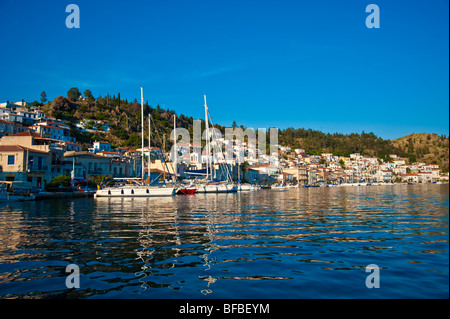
[174, 114, 177, 177]
[163, 134, 166, 181]
[148, 113, 152, 185]
[238, 160, 240, 184]
[204, 95, 211, 181]
[140, 87, 145, 181]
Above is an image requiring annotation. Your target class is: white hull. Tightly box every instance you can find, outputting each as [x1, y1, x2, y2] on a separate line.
[238, 184, 253, 191]
[95, 186, 175, 197]
[196, 184, 237, 193]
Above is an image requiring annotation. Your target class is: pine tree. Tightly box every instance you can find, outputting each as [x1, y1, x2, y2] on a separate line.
[40, 91, 47, 104]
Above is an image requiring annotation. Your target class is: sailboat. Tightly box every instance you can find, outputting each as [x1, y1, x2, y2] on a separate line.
[195, 95, 237, 193]
[235, 159, 257, 191]
[171, 114, 197, 194]
[94, 88, 176, 198]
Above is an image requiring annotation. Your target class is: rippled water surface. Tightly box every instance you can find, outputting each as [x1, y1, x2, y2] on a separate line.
[0, 184, 448, 298]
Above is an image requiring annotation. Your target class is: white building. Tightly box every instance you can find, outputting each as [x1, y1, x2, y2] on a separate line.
[90, 141, 111, 153]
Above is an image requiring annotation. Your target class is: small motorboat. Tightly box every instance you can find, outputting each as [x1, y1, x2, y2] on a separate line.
[177, 187, 197, 195]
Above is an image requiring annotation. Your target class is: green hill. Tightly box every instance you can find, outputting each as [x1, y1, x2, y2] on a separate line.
[392, 133, 449, 172]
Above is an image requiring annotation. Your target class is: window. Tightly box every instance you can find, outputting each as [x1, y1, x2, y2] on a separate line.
[7, 155, 15, 165]
[28, 155, 34, 169]
[37, 157, 43, 170]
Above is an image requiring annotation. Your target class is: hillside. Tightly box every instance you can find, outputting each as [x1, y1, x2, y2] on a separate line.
[35, 88, 448, 172]
[40, 93, 216, 151]
[278, 128, 396, 158]
[392, 133, 449, 172]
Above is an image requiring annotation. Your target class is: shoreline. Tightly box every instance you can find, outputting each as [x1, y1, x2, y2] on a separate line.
[34, 190, 97, 200]
[2, 182, 446, 203]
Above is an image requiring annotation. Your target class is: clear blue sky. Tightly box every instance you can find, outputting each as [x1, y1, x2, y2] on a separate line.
[0, 0, 448, 140]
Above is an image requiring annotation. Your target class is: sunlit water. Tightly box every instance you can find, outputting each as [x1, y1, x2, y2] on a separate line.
[0, 184, 448, 299]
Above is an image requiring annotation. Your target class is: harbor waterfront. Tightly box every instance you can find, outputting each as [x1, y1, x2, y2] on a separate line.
[0, 183, 448, 299]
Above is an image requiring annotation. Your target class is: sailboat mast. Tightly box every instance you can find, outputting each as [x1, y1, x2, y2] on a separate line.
[204, 95, 211, 180]
[148, 113, 151, 185]
[140, 87, 145, 181]
[174, 114, 177, 177]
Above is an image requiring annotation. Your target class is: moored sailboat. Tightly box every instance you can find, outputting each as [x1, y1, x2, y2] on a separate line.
[94, 87, 176, 198]
[194, 95, 237, 193]
[94, 178, 175, 197]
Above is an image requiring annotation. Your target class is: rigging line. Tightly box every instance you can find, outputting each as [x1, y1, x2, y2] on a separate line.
[149, 115, 178, 183]
[206, 109, 233, 182]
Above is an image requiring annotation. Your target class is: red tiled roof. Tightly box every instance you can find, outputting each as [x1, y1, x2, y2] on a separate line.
[33, 124, 63, 130]
[98, 151, 121, 155]
[7, 131, 39, 138]
[0, 145, 48, 154]
[0, 145, 24, 152]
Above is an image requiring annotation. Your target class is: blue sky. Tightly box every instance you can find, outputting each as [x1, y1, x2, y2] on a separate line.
[0, 0, 448, 140]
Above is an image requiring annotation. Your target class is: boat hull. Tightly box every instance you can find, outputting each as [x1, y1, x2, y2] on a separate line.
[95, 186, 175, 197]
[177, 187, 197, 195]
[238, 184, 252, 191]
[196, 184, 237, 193]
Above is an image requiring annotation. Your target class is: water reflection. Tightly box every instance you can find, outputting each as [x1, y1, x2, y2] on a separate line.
[0, 184, 448, 298]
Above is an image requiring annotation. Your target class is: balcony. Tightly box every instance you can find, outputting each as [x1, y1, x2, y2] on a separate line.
[49, 144, 65, 151]
[28, 165, 49, 173]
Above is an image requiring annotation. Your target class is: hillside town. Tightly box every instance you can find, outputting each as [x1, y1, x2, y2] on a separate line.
[1, 100, 448, 192]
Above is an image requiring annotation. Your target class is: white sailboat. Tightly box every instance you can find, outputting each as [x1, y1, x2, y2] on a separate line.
[172, 114, 198, 194]
[195, 95, 237, 193]
[236, 159, 257, 191]
[94, 87, 175, 198]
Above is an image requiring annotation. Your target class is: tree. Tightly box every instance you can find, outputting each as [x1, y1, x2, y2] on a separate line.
[232, 121, 237, 129]
[125, 133, 141, 148]
[85, 121, 94, 130]
[91, 175, 113, 188]
[239, 161, 249, 182]
[95, 123, 104, 131]
[46, 175, 71, 190]
[50, 96, 76, 114]
[84, 89, 94, 101]
[67, 87, 81, 101]
[112, 127, 129, 140]
[40, 91, 47, 104]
